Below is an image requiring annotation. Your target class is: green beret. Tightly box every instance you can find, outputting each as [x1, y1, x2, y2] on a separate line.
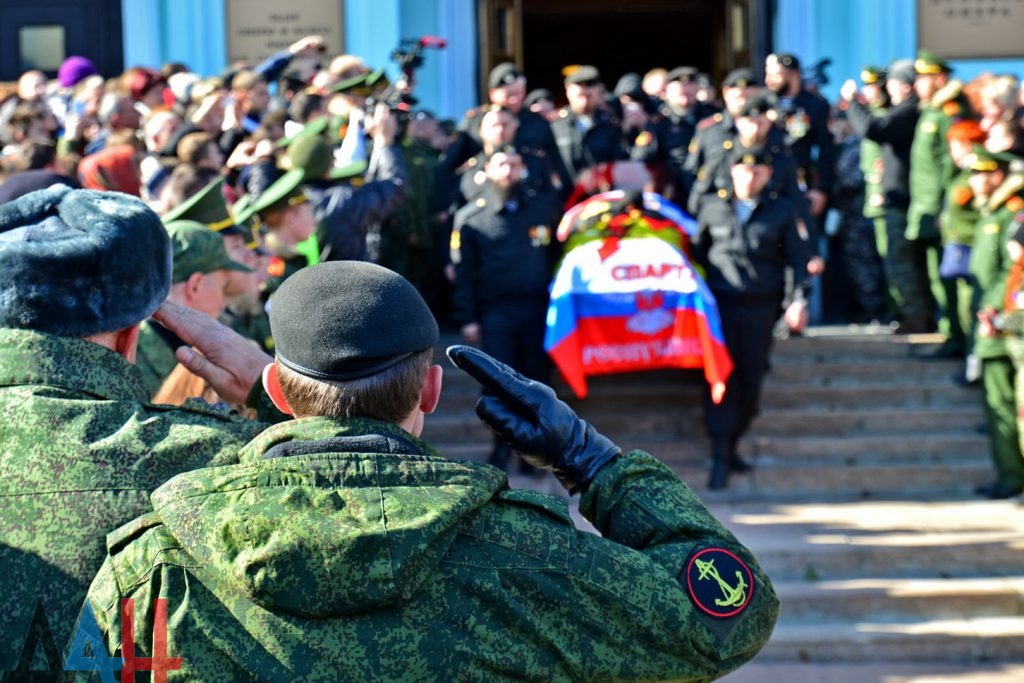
[165, 220, 251, 283]
[270, 261, 439, 381]
[0, 186, 171, 337]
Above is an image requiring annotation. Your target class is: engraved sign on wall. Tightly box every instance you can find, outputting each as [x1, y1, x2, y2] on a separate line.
[226, 0, 344, 64]
[918, 0, 1024, 59]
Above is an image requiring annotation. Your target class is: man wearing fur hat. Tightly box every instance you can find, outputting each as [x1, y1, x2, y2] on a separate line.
[78, 260, 779, 680]
[0, 187, 275, 672]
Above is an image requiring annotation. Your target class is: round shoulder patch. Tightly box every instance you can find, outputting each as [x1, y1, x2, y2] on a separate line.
[685, 547, 754, 618]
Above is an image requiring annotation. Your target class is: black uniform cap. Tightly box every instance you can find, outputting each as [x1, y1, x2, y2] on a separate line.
[722, 68, 755, 89]
[564, 65, 601, 86]
[524, 88, 553, 108]
[666, 66, 699, 84]
[270, 261, 439, 381]
[488, 62, 522, 89]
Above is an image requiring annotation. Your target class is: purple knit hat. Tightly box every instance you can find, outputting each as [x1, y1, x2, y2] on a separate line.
[57, 56, 98, 89]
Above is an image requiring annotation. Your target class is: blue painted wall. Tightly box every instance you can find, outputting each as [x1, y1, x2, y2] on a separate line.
[122, 0, 475, 119]
[774, 0, 1024, 103]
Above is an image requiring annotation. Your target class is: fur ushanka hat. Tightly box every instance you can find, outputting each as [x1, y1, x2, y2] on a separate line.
[0, 185, 171, 337]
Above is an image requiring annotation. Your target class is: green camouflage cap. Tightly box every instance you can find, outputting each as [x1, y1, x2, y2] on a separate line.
[162, 177, 247, 236]
[165, 220, 252, 283]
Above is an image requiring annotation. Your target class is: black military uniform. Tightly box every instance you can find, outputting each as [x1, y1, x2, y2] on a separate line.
[693, 146, 810, 489]
[550, 66, 628, 182]
[443, 64, 571, 195]
[648, 66, 720, 207]
[452, 176, 562, 470]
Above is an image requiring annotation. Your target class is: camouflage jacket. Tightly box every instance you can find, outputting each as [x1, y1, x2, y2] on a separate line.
[135, 318, 180, 398]
[80, 417, 779, 681]
[0, 327, 269, 671]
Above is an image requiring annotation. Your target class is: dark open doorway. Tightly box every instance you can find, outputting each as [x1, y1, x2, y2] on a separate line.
[0, 0, 123, 82]
[519, 0, 729, 103]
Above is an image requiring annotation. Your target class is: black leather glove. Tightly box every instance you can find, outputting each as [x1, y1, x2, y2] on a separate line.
[447, 345, 620, 494]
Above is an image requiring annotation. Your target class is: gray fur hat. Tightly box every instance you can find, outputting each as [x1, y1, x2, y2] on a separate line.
[0, 185, 171, 337]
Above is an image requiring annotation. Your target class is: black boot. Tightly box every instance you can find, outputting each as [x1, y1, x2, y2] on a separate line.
[708, 436, 730, 490]
[728, 433, 753, 473]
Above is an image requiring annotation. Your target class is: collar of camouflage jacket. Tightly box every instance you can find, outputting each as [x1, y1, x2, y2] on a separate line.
[0, 327, 148, 401]
[150, 416, 508, 618]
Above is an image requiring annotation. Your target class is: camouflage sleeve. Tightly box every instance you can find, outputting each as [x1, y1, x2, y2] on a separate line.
[576, 449, 780, 675]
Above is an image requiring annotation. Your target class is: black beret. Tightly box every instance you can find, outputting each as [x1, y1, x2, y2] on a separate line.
[723, 67, 755, 89]
[270, 261, 439, 381]
[564, 65, 601, 86]
[666, 66, 698, 84]
[0, 185, 171, 338]
[488, 62, 522, 90]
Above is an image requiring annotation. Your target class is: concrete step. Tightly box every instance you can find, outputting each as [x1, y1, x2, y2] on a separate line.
[765, 358, 965, 385]
[774, 577, 1024, 622]
[754, 617, 1024, 663]
[715, 500, 1024, 582]
[747, 407, 984, 436]
[720, 661, 1024, 683]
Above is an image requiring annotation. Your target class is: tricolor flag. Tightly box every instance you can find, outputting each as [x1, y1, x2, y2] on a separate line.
[545, 237, 733, 398]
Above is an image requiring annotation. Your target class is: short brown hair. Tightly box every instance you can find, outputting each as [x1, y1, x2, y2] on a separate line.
[276, 348, 432, 422]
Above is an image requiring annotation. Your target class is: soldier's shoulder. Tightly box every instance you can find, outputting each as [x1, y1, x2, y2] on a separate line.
[697, 112, 725, 132]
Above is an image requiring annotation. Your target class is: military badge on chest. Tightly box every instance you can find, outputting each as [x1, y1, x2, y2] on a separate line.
[784, 108, 810, 140]
[529, 225, 552, 247]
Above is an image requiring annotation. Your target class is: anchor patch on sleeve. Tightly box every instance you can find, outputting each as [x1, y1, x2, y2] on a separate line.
[685, 547, 754, 618]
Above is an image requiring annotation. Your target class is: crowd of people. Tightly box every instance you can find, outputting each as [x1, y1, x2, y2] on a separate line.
[3, 37, 1024, 497]
[4, 32, 1024, 675]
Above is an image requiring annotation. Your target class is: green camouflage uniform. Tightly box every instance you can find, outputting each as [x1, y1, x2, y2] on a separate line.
[908, 80, 972, 334]
[80, 417, 779, 682]
[970, 175, 1024, 491]
[0, 328, 270, 672]
[134, 318, 180, 398]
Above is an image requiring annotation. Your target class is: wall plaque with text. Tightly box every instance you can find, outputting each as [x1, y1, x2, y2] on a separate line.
[918, 0, 1024, 59]
[225, 0, 344, 64]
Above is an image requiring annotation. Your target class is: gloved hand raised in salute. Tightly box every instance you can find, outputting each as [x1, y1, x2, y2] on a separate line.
[447, 345, 620, 494]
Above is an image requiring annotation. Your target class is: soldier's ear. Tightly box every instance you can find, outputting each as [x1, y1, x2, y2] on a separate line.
[419, 364, 443, 415]
[262, 362, 293, 415]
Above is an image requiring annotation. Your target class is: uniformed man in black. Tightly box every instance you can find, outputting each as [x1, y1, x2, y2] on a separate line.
[443, 62, 570, 196]
[764, 52, 834, 226]
[694, 145, 810, 490]
[451, 146, 562, 471]
[684, 67, 760, 215]
[550, 65, 628, 182]
[649, 66, 720, 206]
[455, 106, 559, 209]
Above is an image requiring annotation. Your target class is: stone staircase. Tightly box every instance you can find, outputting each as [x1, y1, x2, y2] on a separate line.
[425, 326, 1024, 682]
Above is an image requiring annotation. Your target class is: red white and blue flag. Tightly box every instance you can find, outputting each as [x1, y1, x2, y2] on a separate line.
[545, 237, 733, 398]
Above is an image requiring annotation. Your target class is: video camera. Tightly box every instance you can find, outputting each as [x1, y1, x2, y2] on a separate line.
[368, 35, 447, 113]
